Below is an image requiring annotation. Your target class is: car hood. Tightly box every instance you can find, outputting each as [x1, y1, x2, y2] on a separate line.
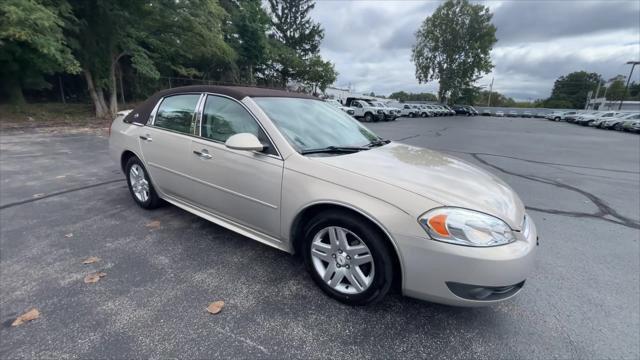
[314, 142, 525, 229]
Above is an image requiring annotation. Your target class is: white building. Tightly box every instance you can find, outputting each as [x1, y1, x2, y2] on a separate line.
[587, 98, 640, 111]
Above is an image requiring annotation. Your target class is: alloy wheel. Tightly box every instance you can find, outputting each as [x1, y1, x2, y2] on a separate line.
[310, 226, 375, 295]
[129, 164, 150, 202]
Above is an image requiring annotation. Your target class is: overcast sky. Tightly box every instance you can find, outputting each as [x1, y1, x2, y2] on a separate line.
[310, 0, 640, 101]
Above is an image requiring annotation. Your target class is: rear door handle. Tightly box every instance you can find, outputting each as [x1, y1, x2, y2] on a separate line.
[139, 135, 152, 142]
[193, 149, 212, 160]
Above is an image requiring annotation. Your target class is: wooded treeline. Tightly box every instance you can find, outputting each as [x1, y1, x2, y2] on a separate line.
[0, 0, 337, 118]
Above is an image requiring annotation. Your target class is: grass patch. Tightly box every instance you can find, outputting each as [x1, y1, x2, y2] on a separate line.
[0, 102, 109, 131]
[0, 103, 97, 129]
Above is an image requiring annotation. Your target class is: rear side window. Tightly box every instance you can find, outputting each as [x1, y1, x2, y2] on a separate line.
[154, 94, 200, 134]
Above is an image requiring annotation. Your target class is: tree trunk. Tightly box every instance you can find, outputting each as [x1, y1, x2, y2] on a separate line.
[109, 60, 118, 116]
[437, 83, 447, 103]
[58, 75, 66, 104]
[83, 69, 109, 118]
[118, 63, 125, 104]
[6, 81, 27, 106]
[4, 76, 26, 106]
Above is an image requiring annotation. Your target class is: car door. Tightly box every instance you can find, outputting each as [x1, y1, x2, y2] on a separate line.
[139, 93, 202, 200]
[188, 94, 283, 238]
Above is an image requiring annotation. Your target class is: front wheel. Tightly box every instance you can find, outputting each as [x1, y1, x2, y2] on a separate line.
[303, 211, 394, 305]
[364, 112, 373, 122]
[125, 157, 163, 209]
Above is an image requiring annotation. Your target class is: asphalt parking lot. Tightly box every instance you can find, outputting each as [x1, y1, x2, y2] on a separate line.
[1, 116, 639, 359]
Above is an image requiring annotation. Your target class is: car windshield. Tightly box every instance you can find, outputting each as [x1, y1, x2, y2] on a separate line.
[253, 97, 380, 152]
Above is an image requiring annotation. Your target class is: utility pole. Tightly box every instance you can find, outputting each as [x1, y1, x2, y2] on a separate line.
[593, 81, 601, 105]
[585, 91, 592, 110]
[619, 60, 640, 110]
[487, 77, 494, 107]
[602, 81, 610, 110]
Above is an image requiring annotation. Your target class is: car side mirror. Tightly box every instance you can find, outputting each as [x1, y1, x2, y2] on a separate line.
[225, 133, 264, 152]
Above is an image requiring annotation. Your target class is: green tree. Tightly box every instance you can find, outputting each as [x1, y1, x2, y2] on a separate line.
[605, 75, 626, 101]
[546, 71, 602, 109]
[221, 0, 269, 84]
[629, 82, 640, 99]
[389, 91, 409, 101]
[68, 0, 234, 118]
[475, 90, 515, 107]
[543, 98, 573, 109]
[411, 0, 496, 103]
[455, 85, 481, 105]
[0, 0, 79, 104]
[388, 91, 438, 102]
[266, 0, 324, 85]
[302, 55, 337, 94]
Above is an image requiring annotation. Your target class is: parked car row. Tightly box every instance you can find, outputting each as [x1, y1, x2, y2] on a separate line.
[395, 103, 457, 119]
[546, 110, 640, 133]
[451, 105, 479, 116]
[327, 98, 462, 122]
[480, 109, 547, 118]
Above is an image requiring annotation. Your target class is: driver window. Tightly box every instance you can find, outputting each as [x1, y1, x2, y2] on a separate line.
[201, 95, 276, 155]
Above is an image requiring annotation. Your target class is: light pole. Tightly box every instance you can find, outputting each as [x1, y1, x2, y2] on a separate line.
[619, 61, 640, 110]
[487, 77, 494, 107]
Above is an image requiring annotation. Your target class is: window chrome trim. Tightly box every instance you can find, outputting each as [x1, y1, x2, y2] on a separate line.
[196, 92, 282, 159]
[146, 91, 282, 160]
[149, 92, 203, 128]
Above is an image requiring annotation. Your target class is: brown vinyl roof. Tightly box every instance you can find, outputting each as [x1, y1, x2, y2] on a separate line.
[123, 85, 319, 124]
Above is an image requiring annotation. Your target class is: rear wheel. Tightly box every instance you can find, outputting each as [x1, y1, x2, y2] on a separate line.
[125, 157, 162, 209]
[364, 112, 373, 122]
[303, 211, 394, 305]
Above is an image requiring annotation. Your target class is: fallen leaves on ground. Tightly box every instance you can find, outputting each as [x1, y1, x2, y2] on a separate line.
[207, 301, 225, 315]
[55, 175, 67, 179]
[64, 233, 74, 238]
[84, 272, 107, 284]
[32, 193, 45, 198]
[145, 220, 161, 229]
[11, 308, 40, 327]
[82, 256, 100, 264]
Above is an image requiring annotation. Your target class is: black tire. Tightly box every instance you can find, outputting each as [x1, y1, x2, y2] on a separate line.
[125, 156, 163, 209]
[614, 123, 622, 131]
[302, 210, 394, 305]
[364, 112, 373, 122]
[554, 117, 561, 121]
[421, 112, 427, 118]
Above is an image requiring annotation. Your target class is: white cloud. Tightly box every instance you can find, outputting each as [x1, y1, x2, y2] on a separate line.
[309, 0, 640, 101]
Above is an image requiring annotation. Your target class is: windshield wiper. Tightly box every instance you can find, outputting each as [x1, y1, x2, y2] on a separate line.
[300, 146, 370, 155]
[366, 138, 391, 148]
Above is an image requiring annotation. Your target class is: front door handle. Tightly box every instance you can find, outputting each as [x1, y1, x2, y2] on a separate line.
[193, 149, 212, 160]
[139, 135, 152, 142]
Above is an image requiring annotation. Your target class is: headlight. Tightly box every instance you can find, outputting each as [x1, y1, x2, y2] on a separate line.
[418, 208, 516, 247]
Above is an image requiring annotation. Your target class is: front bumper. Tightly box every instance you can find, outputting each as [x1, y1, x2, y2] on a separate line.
[398, 216, 538, 306]
[383, 112, 398, 120]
